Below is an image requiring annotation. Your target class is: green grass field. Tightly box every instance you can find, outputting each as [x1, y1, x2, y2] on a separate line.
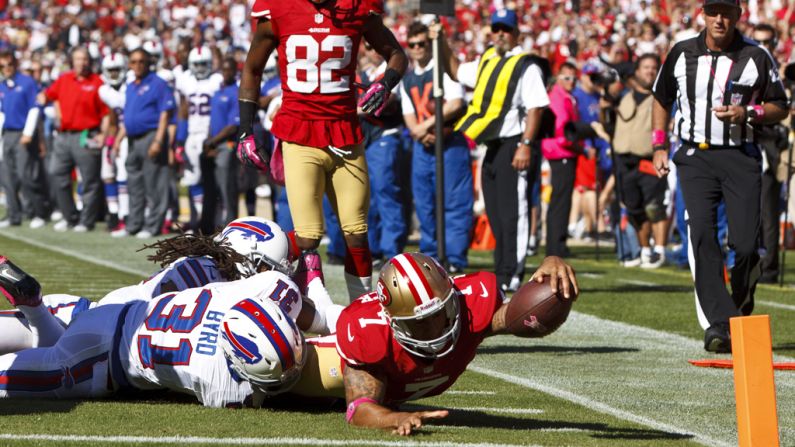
[0, 223, 793, 447]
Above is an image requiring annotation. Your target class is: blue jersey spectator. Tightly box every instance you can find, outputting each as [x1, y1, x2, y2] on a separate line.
[115, 48, 175, 239]
[0, 50, 48, 228]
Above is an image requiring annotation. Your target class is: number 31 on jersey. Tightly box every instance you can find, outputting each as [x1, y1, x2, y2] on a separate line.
[286, 35, 352, 94]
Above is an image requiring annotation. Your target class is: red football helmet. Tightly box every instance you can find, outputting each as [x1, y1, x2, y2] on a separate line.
[376, 253, 461, 358]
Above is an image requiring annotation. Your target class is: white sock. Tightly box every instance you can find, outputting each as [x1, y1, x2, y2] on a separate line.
[306, 276, 334, 311]
[16, 304, 65, 347]
[641, 247, 652, 258]
[654, 245, 665, 255]
[345, 273, 371, 303]
[0, 311, 34, 354]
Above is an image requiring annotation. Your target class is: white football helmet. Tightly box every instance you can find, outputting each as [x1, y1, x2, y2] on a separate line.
[101, 52, 126, 88]
[220, 296, 306, 395]
[188, 46, 213, 80]
[215, 217, 292, 277]
[142, 40, 163, 67]
[376, 253, 461, 359]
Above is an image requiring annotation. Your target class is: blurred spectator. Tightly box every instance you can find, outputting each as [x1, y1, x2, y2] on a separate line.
[542, 62, 580, 258]
[0, 49, 48, 229]
[612, 53, 667, 269]
[116, 48, 175, 239]
[753, 23, 788, 283]
[361, 43, 409, 265]
[401, 22, 470, 272]
[42, 46, 108, 232]
[202, 57, 241, 227]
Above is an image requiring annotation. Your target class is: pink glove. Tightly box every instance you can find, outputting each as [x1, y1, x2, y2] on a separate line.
[358, 82, 389, 117]
[236, 133, 269, 172]
[174, 146, 186, 165]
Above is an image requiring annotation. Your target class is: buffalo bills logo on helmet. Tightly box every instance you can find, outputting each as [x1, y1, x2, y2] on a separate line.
[222, 323, 263, 365]
[376, 279, 391, 306]
[222, 219, 275, 243]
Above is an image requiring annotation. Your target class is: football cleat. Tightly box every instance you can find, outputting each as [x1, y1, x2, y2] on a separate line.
[0, 257, 42, 307]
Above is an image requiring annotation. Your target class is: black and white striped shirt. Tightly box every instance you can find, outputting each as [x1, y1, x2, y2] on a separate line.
[653, 30, 788, 147]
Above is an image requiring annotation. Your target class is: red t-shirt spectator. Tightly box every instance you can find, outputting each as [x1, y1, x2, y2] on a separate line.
[45, 72, 108, 131]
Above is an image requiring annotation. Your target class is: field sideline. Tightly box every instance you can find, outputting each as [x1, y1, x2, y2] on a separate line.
[0, 223, 793, 446]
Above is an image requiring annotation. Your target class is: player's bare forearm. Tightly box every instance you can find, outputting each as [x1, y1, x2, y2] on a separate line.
[522, 107, 543, 143]
[240, 20, 277, 103]
[344, 365, 391, 427]
[487, 304, 510, 336]
[363, 16, 407, 78]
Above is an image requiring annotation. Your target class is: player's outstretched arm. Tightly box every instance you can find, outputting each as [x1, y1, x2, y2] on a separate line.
[343, 365, 448, 436]
[529, 256, 578, 299]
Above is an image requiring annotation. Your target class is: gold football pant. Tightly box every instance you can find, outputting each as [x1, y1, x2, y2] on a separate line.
[282, 142, 369, 240]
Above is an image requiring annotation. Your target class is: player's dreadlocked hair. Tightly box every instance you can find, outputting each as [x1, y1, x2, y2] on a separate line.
[139, 233, 248, 281]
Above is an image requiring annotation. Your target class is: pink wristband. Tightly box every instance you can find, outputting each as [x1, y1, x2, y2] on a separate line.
[753, 105, 765, 119]
[346, 397, 378, 423]
[652, 129, 666, 147]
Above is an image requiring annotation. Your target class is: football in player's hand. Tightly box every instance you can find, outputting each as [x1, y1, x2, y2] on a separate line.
[504, 277, 574, 338]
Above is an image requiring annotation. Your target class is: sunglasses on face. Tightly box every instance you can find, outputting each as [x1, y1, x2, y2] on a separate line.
[407, 41, 427, 49]
[491, 23, 514, 34]
[703, 6, 735, 17]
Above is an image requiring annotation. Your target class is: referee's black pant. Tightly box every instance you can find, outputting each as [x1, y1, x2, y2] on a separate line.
[481, 135, 537, 288]
[674, 144, 761, 328]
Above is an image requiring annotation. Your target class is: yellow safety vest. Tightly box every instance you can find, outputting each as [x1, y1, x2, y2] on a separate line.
[456, 47, 529, 143]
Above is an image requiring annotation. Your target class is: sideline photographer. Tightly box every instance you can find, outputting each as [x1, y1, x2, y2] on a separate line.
[609, 54, 668, 269]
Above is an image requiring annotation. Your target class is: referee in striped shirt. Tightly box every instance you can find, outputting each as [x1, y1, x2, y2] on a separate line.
[651, 0, 788, 353]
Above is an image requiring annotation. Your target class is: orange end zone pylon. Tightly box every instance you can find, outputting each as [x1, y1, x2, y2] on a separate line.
[730, 315, 780, 447]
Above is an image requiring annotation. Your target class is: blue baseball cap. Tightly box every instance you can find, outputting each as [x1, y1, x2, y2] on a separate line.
[491, 9, 518, 30]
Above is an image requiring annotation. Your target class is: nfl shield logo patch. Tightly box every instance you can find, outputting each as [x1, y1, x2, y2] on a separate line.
[730, 92, 743, 105]
[314, 13, 324, 24]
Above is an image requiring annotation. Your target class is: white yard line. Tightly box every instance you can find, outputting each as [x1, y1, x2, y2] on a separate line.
[617, 279, 659, 287]
[446, 390, 496, 395]
[757, 300, 795, 312]
[467, 366, 730, 447]
[448, 407, 543, 415]
[0, 434, 539, 447]
[0, 230, 149, 277]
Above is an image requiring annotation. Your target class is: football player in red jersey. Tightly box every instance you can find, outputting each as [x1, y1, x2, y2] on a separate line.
[335, 253, 578, 435]
[238, 0, 408, 303]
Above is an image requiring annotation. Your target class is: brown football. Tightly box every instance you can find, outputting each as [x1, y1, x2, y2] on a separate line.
[504, 277, 575, 338]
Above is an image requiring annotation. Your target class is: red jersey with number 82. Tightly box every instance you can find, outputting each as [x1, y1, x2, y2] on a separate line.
[250, 0, 383, 148]
[335, 272, 502, 404]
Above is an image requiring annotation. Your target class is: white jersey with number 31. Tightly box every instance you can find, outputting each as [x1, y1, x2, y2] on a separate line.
[118, 271, 302, 408]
